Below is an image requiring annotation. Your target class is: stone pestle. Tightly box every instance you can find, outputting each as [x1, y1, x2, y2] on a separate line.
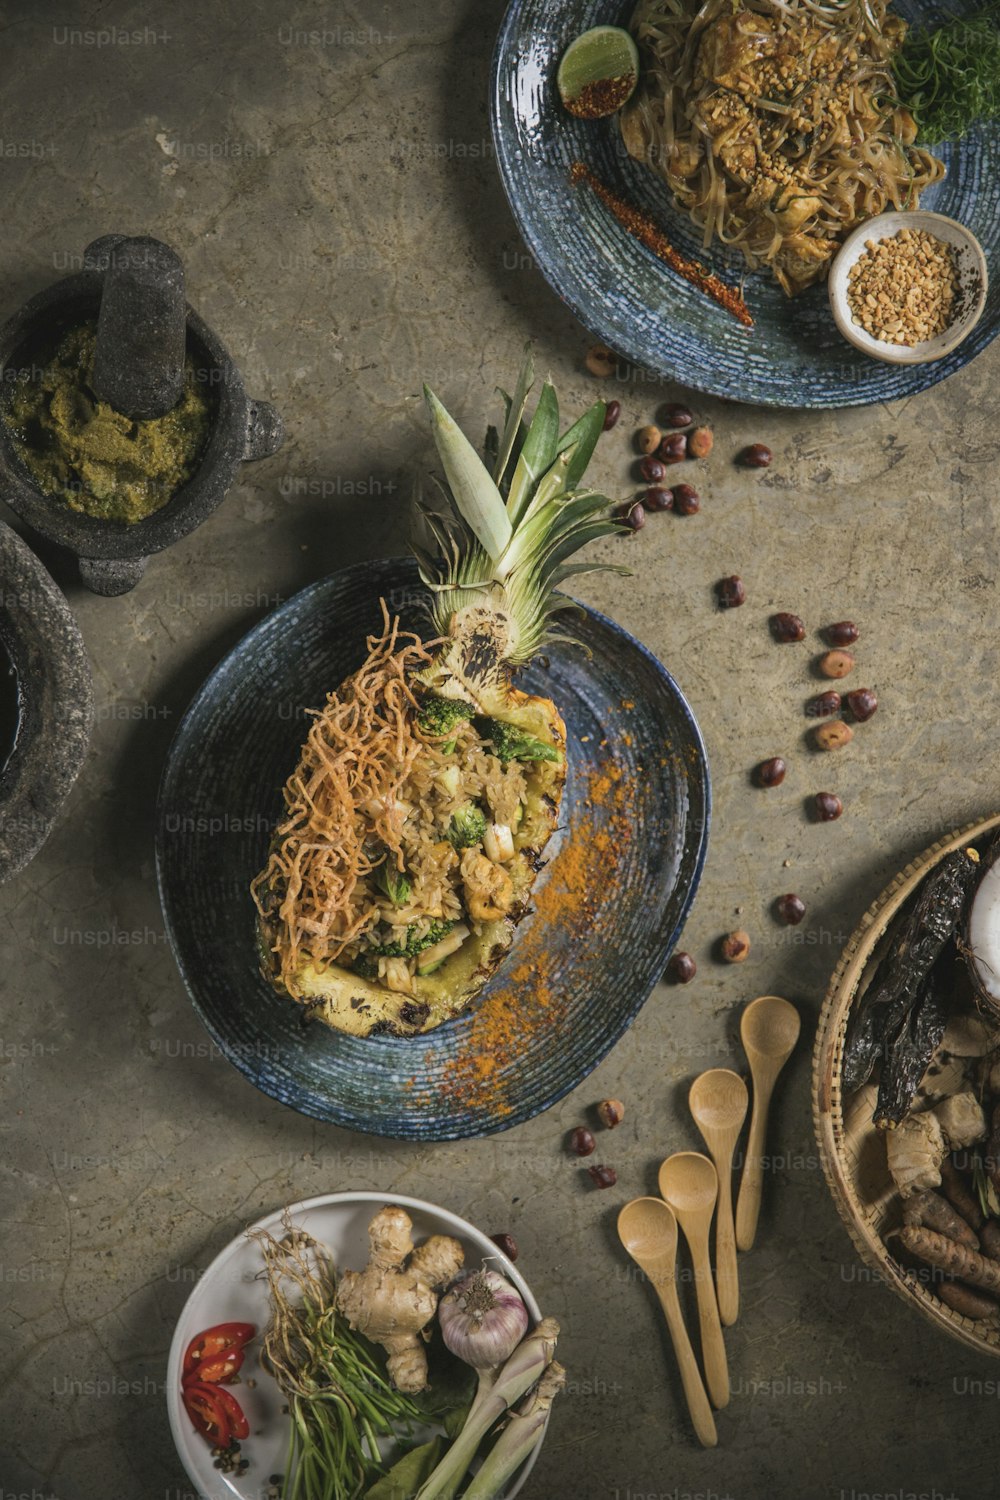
[89, 234, 186, 420]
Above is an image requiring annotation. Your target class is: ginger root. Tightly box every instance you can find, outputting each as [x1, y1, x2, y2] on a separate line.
[336, 1204, 464, 1393]
[885, 1110, 945, 1198]
[933, 1090, 987, 1150]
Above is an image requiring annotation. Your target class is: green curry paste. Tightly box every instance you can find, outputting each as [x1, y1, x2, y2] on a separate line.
[2, 322, 211, 524]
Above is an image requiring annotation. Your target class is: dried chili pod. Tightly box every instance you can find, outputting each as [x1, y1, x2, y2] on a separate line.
[842, 847, 981, 1094]
[872, 948, 951, 1127]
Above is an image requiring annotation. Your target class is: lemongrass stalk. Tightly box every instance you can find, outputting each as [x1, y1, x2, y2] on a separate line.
[414, 1317, 559, 1500]
[460, 1360, 566, 1500]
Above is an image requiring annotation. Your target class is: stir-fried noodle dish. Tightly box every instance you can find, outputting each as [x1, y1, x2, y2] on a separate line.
[621, 0, 946, 294]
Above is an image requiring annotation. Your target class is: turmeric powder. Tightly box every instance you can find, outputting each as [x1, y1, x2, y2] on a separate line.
[433, 753, 638, 1115]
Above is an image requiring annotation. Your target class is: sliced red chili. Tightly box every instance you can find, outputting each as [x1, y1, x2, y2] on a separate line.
[213, 1385, 250, 1441]
[185, 1343, 245, 1386]
[182, 1322, 255, 1380]
[183, 1381, 232, 1448]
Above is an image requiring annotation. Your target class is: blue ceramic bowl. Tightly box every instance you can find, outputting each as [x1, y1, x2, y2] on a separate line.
[491, 0, 1000, 407]
[155, 558, 710, 1139]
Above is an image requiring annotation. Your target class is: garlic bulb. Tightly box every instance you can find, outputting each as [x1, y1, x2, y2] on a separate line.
[438, 1269, 529, 1371]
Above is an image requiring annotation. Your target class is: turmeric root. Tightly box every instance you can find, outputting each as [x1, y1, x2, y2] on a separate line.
[937, 1281, 999, 1320]
[336, 1204, 464, 1393]
[902, 1190, 979, 1250]
[939, 1156, 984, 1230]
[897, 1225, 1000, 1292]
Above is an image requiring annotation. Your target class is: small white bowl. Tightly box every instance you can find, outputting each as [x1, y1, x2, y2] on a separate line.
[828, 210, 988, 365]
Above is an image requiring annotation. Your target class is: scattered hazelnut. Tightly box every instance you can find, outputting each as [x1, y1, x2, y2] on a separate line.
[569, 1126, 596, 1157]
[490, 1232, 519, 1261]
[845, 687, 878, 722]
[659, 432, 687, 464]
[819, 649, 855, 679]
[597, 1099, 625, 1129]
[813, 791, 844, 821]
[660, 402, 693, 428]
[588, 1164, 618, 1189]
[805, 690, 842, 719]
[636, 424, 662, 455]
[738, 443, 772, 467]
[721, 929, 751, 962]
[667, 951, 696, 983]
[602, 400, 621, 432]
[757, 756, 787, 787]
[775, 893, 806, 925]
[640, 455, 666, 484]
[717, 575, 745, 608]
[586, 343, 617, 378]
[814, 720, 854, 751]
[688, 425, 714, 459]
[824, 620, 859, 646]
[771, 612, 805, 643]
[673, 482, 700, 515]
[644, 485, 673, 512]
[615, 500, 645, 533]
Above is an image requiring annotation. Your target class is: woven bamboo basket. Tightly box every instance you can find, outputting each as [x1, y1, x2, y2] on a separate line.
[813, 812, 1000, 1356]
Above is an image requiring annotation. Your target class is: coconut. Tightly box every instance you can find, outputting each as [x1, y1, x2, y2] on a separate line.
[966, 845, 1000, 1018]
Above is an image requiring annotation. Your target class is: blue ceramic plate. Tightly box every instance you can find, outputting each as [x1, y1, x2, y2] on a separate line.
[156, 558, 710, 1140]
[491, 0, 1000, 407]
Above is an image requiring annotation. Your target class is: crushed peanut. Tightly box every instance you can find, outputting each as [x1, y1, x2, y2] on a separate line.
[846, 228, 958, 346]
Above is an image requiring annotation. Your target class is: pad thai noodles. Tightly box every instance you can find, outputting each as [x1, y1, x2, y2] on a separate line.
[621, 0, 946, 294]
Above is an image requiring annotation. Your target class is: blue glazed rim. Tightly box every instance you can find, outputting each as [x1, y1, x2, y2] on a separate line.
[489, 0, 1000, 408]
[155, 558, 711, 1139]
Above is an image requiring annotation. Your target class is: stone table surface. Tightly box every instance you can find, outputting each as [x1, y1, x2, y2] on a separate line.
[2, 2, 999, 1498]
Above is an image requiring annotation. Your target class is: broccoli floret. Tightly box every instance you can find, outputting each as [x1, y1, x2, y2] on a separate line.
[480, 718, 561, 767]
[417, 694, 474, 739]
[368, 919, 455, 959]
[351, 953, 380, 979]
[411, 919, 454, 955]
[447, 805, 487, 849]
[374, 858, 412, 907]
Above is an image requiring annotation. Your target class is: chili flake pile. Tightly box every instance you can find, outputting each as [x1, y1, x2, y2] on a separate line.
[570, 161, 754, 329]
[846, 228, 958, 346]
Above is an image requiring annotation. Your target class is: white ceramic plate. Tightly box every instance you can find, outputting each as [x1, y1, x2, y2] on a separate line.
[828, 210, 988, 364]
[166, 1192, 544, 1500]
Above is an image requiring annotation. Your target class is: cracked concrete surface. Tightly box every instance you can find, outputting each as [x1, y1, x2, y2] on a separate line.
[1, 1, 1000, 1497]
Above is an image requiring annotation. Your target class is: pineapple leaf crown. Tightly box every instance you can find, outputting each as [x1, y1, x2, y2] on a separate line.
[413, 345, 626, 665]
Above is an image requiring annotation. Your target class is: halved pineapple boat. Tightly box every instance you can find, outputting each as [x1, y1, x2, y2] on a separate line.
[251, 351, 624, 1037]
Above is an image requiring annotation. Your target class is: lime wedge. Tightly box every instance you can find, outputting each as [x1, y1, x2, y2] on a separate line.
[557, 25, 639, 119]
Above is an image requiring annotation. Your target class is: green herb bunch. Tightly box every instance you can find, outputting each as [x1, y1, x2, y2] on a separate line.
[893, 6, 1000, 143]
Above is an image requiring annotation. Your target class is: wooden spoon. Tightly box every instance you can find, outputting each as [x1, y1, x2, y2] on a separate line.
[735, 994, 801, 1251]
[657, 1153, 729, 1409]
[617, 1197, 718, 1448]
[689, 1069, 749, 1326]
